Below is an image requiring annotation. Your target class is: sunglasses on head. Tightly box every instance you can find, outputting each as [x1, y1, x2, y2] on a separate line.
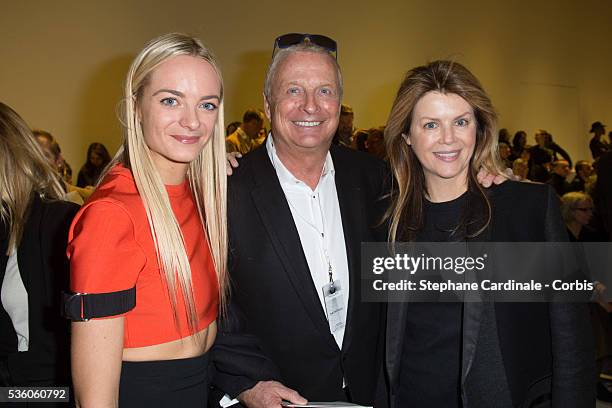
[272, 33, 337, 59]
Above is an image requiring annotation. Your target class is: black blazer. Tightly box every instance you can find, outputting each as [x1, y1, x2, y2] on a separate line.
[212, 144, 387, 405]
[0, 194, 79, 386]
[386, 181, 595, 408]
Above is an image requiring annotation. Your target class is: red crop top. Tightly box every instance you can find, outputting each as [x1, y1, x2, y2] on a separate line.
[67, 164, 219, 348]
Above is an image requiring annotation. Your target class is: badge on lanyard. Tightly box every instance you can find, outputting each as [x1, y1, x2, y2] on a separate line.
[322, 280, 345, 334]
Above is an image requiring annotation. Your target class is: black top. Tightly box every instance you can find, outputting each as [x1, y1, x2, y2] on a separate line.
[387, 181, 595, 408]
[398, 192, 467, 408]
[567, 226, 606, 242]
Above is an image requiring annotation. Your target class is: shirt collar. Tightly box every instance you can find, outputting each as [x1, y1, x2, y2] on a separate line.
[266, 133, 335, 188]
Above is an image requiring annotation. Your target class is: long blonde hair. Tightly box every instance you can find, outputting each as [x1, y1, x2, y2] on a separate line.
[384, 60, 506, 242]
[104, 33, 228, 333]
[0, 102, 66, 254]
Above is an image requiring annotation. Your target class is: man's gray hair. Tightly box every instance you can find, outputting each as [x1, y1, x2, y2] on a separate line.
[263, 42, 343, 102]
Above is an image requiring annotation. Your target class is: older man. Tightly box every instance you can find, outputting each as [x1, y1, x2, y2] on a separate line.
[212, 35, 387, 408]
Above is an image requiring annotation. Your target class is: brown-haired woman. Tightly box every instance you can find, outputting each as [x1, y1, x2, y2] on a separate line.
[0, 102, 79, 405]
[383, 60, 594, 407]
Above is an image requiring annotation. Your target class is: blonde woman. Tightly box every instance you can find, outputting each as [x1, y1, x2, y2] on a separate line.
[65, 33, 227, 406]
[0, 102, 79, 400]
[560, 191, 603, 242]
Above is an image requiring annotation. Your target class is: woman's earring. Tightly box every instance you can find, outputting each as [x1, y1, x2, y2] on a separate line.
[401, 133, 411, 146]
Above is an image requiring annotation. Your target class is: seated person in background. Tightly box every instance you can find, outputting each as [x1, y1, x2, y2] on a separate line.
[548, 160, 571, 196]
[498, 128, 511, 144]
[568, 160, 594, 193]
[365, 126, 387, 160]
[544, 131, 572, 167]
[510, 130, 527, 161]
[560, 191, 604, 241]
[226, 121, 241, 137]
[226, 109, 265, 155]
[32, 130, 93, 204]
[498, 141, 512, 168]
[0, 102, 79, 403]
[76, 142, 111, 188]
[332, 104, 354, 147]
[512, 158, 530, 181]
[352, 128, 369, 152]
[528, 130, 554, 182]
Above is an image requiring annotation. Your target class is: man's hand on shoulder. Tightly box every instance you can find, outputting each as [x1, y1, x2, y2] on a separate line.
[477, 167, 516, 187]
[238, 380, 307, 408]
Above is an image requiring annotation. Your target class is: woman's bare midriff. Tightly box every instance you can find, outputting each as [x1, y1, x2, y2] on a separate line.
[122, 320, 217, 361]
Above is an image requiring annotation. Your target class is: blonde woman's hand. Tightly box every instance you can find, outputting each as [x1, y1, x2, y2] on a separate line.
[226, 152, 242, 176]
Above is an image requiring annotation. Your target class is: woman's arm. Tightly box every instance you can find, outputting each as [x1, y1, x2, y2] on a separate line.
[71, 318, 125, 408]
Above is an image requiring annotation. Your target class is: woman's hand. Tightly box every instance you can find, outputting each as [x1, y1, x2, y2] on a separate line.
[226, 152, 242, 176]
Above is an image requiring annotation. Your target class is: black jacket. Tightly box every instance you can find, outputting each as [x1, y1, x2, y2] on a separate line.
[386, 181, 595, 408]
[0, 194, 79, 386]
[211, 144, 388, 405]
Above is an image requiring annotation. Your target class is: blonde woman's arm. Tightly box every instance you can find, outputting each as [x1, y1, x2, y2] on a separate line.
[72, 318, 125, 408]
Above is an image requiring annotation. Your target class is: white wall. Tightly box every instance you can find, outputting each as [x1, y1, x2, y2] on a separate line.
[1, 0, 610, 168]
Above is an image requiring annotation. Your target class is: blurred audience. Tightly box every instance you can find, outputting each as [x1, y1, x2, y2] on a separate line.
[498, 141, 512, 168]
[226, 109, 265, 155]
[333, 104, 354, 147]
[225, 121, 241, 137]
[512, 158, 530, 181]
[528, 130, 554, 182]
[498, 128, 511, 144]
[32, 130, 92, 205]
[548, 160, 571, 196]
[544, 131, 572, 167]
[365, 127, 386, 161]
[76, 142, 111, 188]
[590, 121, 610, 160]
[511, 130, 527, 161]
[568, 160, 594, 193]
[352, 128, 369, 152]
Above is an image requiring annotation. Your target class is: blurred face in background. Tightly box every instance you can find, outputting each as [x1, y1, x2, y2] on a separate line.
[552, 160, 570, 177]
[577, 162, 593, 180]
[89, 151, 105, 167]
[243, 117, 264, 139]
[512, 158, 529, 180]
[499, 143, 511, 160]
[338, 113, 354, 140]
[572, 199, 594, 226]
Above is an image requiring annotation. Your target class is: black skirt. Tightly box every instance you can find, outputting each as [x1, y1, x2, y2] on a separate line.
[119, 353, 209, 407]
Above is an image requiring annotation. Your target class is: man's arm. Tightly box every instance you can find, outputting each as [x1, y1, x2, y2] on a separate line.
[210, 303, 306, 407]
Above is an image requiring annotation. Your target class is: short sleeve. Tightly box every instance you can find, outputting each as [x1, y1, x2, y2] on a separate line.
[68, 200, 146, 294]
